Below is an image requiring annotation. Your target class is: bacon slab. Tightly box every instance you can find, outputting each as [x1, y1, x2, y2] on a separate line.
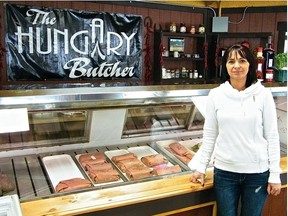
[55, 178, 92, 192]
[153, 165, 181, 176]
[141, 154, 168, 167]
[116, 158, 145, 172]
[88, 169, 120, 184]
[165, 142, 194, 165]
[79, 152, 106, 163]
[126, 167, 152, 180]
[85, 162, 113, 172]
[111, 153, 137, 163]
[169, 142, 190, 156]
[174, 154, 191, 165]
[79, 152, 107, 168]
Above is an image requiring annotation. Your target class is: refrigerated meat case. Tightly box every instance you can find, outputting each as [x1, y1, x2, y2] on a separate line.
[0, 84, 286, 216]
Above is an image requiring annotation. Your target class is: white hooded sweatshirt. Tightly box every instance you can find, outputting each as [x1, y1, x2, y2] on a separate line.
[197, 80, 281, 183]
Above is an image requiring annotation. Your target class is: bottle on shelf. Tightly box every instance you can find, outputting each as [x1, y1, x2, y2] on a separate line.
[198, 24, 205, 34]
[193, 69, 198, 79]
[180, 23, 186, 33]
[265, 69, 274, 82]
[161, 67, 167, 79]
[255, 47, 265, 81]
[170, 22, 177, 32]
[263, 36, 275, 81]
[189, 70, 193, 79]
[190, 26, 196, 34]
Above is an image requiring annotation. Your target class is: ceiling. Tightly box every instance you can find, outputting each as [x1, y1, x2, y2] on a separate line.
[150, 0, 287, 8]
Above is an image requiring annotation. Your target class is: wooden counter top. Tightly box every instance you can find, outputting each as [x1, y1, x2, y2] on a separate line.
[20, 171, 214, 216]
[280, 156, 287, 173]
[20, 157, 287, 216]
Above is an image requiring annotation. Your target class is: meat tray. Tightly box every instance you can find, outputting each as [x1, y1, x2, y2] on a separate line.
[104, 149, 131, 180]
[127, 146, 160, 158]
[75, 153, 124, 186]
[156, 139, 214, 172]
[155, 139, 200, 170]
[42, 154, 90, 192]
[105, 146, 180, 181]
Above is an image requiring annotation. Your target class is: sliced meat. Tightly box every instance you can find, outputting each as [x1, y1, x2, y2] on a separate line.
[153, 165, 181, 176]
[185, 152, 194, 160]
[79, 152, 106, 163]
[165, 146, 193, 165]
[55, 178, 92, 192]
[111, 153, 137, 163]
[0, 174, 15, 193]
[85, 162, 113, 172]
[153, 163, 169, 169]
[82, 160, 109, 170]
[141, 154, 168, 167]
[116, 158, 145, 172]
[126, 167, 152, 180]
[175, 154, 191, 165]
[88, 169, 120, 184]
[79, 152, 106, 168]
[169, 142, 190, 156]
[165, 147, 175, 154]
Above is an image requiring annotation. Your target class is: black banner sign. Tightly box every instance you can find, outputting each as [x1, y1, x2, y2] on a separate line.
[4, 4, 143, 81]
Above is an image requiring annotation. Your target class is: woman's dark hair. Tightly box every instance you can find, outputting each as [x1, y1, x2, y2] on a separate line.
[221, 44, 257, 87]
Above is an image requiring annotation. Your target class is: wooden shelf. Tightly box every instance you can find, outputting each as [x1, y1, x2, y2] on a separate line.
[208, 32, 272, 38]
[154, 30, 207, 85]
[163, 57, 204, 61]
[161, 31, 206, 38]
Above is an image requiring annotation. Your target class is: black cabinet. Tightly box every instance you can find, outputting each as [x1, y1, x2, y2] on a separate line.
[153, 30, 207, 85]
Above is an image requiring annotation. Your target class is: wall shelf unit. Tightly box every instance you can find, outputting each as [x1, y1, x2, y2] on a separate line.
[153, 30, 207, 85]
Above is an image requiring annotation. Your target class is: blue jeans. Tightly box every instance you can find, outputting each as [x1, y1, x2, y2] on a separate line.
[214, 167, 269, 216]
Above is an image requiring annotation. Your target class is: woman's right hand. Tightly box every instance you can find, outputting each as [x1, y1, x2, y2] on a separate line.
[190, 171, 206, 186]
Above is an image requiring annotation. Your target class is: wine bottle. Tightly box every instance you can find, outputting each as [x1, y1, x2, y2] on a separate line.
[263, 36, 275, 81]
[255, 47, 265, 81]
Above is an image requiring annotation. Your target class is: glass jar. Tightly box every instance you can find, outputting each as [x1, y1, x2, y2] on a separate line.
[175, 69, 180, 78]
[181, 67, 187, 78]
[170, 70, 175, 78]
[189, 70, 193, 79]
[166, 69, 171, 79]
[180, 23, 186, 33]
[170, 22, 177, 32]
[190, 25, 196, 34]
[198, 24, 205, 34]
[265, 69, 274, 82]
[193, 69, 198, 79]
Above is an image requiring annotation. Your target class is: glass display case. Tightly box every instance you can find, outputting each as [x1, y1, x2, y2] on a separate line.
[0, 85, 286, 206]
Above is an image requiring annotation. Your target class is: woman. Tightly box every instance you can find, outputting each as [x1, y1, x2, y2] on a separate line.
[190, 44, 281, 216]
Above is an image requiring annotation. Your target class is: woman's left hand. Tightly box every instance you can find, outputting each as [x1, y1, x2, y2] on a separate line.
[267, 183, 281, 196]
